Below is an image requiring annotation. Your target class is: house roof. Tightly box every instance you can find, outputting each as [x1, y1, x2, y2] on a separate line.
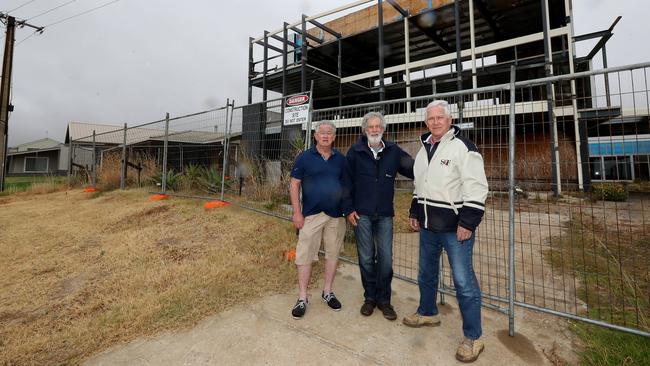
[65, 122, 235, 146]
[8, 145, 64, 157]
[12, 137, 63, 152]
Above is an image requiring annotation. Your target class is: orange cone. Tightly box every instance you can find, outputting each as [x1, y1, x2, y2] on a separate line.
[204, 200, 230, 209]
[149, 194, 169, 201]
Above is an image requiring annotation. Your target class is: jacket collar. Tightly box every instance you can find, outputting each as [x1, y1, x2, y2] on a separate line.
[419, 125, 459, 146]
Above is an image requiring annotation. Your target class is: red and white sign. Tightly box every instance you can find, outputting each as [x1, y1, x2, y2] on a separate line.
[284, 93, 310, 126]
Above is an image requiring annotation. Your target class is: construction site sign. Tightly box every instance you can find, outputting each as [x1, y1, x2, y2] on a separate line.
[283, 93, 311, 126]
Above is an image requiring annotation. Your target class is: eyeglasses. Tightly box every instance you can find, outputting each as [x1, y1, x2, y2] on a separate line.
[316, 131, 335, 136]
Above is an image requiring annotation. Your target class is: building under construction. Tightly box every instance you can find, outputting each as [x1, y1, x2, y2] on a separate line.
[245, 0, 649, 190]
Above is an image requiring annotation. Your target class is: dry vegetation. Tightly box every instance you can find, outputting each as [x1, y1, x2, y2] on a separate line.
[96, 152, 160, 191]
[0, 188, 308, 365]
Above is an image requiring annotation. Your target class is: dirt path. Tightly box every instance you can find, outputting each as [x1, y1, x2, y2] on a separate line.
[85, 264, 580, 365]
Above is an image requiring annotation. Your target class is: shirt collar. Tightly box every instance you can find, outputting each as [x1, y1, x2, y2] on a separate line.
[367, 139, 385, 150]
[424, 134, 440, 145]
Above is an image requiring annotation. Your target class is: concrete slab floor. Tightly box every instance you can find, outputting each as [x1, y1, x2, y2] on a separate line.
[85, 263, 580, 365]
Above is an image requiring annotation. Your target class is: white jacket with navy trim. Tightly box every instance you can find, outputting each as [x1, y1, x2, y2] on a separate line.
[409, 125, 488, 232]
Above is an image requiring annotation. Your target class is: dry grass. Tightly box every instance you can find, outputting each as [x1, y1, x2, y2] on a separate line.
[0, 188, 306, 365]
[96, 152, 160, 191]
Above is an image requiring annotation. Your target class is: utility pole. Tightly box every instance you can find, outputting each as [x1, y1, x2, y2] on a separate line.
[0, 13, 43, 191]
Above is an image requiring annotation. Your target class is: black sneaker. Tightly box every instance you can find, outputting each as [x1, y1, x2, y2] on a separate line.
[292, 299, 308, 319]
[360, 300, 376, 316]
[321, 292, 342, 311]
[377, 303, 397, 321]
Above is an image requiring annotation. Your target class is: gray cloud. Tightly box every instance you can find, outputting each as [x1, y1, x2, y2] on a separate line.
[2, 0, 649, 146]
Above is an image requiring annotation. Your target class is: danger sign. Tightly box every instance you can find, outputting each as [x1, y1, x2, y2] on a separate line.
[283, 93, 310, 126]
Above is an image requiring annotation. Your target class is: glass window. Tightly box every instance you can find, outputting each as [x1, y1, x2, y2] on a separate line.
[603, 156, 632, 181]
[589, 157, 603, 180]
[634, 155, 650, 181]
[25, 157, 48, 172]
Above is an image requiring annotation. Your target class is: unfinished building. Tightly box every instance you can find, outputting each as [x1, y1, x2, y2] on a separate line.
[246, 0, 648, 191]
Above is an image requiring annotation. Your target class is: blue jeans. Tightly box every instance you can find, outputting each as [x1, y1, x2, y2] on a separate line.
[354, 215, 394, 304]
[417, 228, 482, 340]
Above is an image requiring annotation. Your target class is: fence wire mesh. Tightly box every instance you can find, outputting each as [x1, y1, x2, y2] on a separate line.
[68, 62, 650, 337]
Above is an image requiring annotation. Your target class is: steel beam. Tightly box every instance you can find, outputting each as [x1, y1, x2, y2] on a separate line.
[308, 18, 341, 38]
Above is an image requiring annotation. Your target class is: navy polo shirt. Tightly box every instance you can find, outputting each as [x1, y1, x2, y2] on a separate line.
[291, 146, 345, 218]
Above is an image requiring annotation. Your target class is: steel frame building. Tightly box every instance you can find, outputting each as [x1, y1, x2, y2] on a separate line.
[246, 0, 648, 192]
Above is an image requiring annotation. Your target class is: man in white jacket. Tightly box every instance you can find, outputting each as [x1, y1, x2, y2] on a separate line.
[403, 100, 488, 363]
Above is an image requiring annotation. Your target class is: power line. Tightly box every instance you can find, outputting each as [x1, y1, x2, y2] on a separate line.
[45, 0, 121, 29]
[7, 0, 39, 13]
[16, 29, 39, 45]
[27, 0, 80, 21]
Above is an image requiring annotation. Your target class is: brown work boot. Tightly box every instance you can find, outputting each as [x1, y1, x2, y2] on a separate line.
[402, 312, 441, 328]
[455, 337, 484, 363]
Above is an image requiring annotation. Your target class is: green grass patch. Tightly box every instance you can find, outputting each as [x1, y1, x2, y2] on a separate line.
[4, 175, 67, 192]
[575, 322, 650, 366]
[546, 213, 650, 365]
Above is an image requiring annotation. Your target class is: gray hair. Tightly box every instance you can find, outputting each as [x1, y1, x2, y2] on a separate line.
[425, 100, 452, 119]
[361, 111, 386, 133]
[314, 120, 336, 134]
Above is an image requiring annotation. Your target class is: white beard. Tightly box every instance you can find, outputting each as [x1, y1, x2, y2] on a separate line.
[367, 133, 383, 147]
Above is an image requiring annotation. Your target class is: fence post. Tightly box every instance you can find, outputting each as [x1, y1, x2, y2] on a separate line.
[220, 99, 232, 200]
[120, 123, 127, 190]
[162, 113, 169, 193]
[507, 65, 517, 337]
[304, 81, 314, 150]
[68, 140, 74, 182]
[92, 130, 96, 187]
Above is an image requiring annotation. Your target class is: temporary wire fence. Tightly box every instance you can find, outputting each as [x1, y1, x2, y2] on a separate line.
[69, 62, 650, 338]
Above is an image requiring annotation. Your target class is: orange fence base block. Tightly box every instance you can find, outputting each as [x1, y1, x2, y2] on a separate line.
[204, 200, 230, 209]
[149, 194, 170, 201]
[83, 187, 99, 193]
[284, 249, 296, 261]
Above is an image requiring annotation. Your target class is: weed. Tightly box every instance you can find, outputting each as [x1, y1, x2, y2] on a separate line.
[591, 183, 629, 202]
[546, 212, 649, 365]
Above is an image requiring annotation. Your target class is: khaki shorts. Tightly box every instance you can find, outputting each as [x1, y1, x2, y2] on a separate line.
[295, 212, 346, 266]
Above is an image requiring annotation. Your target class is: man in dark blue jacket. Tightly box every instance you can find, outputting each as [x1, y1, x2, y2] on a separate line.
[342, 112, 414, 320]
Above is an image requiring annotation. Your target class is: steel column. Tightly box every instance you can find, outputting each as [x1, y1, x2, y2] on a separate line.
[263, 31, 268, 101]
[469, 0, 478, 101]
[338, 38, 343, 106]
[404, 17, 412, 113]
[378, 0, 385, 102]
[542, 0, 561, 196]
[248, 38, 253, 104]
[603, 44, 611, 107]
[454, 0, 463, 123]
[301, 15, 308, 92]
[564, 0, 584, 191]
[282, 23, 288, 97]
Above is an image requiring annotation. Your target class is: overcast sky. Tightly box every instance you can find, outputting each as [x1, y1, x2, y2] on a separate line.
[2, 0, 649, 146]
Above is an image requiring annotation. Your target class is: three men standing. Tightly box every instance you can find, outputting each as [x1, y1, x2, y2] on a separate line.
[342, 112, 414, 321]
[288, 102, 488, 362]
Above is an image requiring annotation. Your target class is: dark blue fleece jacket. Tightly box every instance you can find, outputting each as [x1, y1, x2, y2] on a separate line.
[342, 136, 414, 217]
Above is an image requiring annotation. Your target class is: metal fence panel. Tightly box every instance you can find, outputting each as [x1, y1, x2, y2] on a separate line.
[67, 62, 650, 337]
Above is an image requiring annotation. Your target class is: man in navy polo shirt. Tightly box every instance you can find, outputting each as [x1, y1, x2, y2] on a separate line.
[289, 120, 347, 319]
